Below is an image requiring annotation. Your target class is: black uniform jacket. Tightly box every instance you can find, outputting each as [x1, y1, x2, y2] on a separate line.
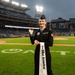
[30, 28, 53, 49]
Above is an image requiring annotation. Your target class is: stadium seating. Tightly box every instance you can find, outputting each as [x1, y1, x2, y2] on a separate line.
[0, 28, 29, 38]
[0, 8, 31, 20]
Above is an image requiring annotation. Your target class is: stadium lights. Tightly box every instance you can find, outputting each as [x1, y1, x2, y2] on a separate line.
[35, 5, 44, 13]
[2, 0, 9, 2]
[21, 4, 28, 8]
[12, 1, 19, 6]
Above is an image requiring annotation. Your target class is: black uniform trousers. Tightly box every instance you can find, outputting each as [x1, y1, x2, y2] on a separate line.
[34, 45, 53, 75]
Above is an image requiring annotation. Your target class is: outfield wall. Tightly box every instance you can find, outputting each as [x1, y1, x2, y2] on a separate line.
[53, 33, 75, 36]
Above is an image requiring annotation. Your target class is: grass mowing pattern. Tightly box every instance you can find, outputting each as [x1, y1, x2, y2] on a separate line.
[51, 46, 75, 75]
[0, 45, 35, 75]
[0, 36, 75, 75]
[54, 36, 75, 44]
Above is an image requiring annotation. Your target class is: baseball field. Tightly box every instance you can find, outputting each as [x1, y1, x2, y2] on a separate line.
[0, 36, 75, 75]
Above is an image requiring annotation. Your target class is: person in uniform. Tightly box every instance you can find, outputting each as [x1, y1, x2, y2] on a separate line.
[29, 15, 53, 75]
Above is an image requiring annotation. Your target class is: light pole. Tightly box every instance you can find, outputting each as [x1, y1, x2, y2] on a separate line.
[2, 0, 9, 2]
[12, 1, 19, 6]
[35, 5, 44, 18]
[21, 4, 28, 8]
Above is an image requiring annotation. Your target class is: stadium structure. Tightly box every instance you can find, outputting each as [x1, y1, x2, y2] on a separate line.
[47, 17, 75, 36]
[0, 0, 39, 38]
[0, 0, 75, 38]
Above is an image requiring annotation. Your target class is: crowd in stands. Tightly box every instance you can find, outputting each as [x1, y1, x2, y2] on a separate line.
[0, 7, 38, 38]
[0, 28, 29, 38]
[0, 8, 33, 20]
[53, 30, 75, 36]
[0, 6, 75, 37]
[0, 27, 75, 38]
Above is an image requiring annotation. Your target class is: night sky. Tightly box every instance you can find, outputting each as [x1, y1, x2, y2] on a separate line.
[11, 0, 75, 21]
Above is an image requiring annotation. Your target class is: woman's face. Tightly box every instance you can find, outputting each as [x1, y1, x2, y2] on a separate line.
[39, 19, 46, 27]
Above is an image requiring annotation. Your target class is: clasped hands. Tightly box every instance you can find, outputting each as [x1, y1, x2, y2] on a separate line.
[34, 40, 40, 45]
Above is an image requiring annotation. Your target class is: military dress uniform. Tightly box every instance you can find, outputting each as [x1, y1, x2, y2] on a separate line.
[29, 28, 53, 75]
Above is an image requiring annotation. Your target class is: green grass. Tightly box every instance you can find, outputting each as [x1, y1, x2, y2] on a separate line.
[0, 36, 75, 44]
[0, 37, 30, 43]
[0, 36, 75, 75]
[0, 45, 35, 75]
[51, 46, 75, 75]
[54, 36, 75, 44]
